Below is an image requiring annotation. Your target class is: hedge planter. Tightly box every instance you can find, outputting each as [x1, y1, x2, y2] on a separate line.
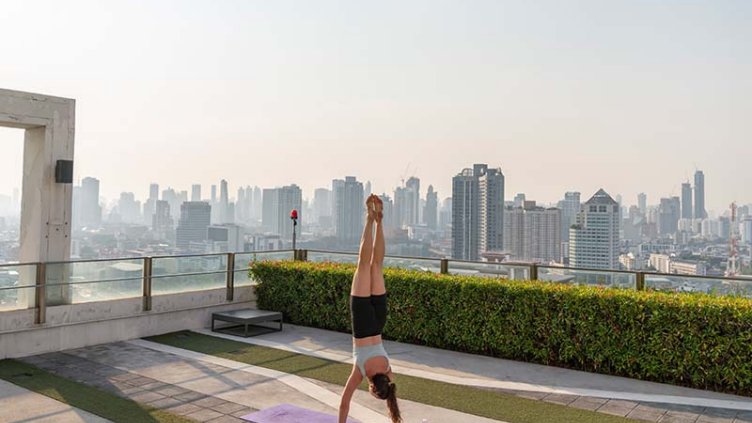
[250, 260, 752, 396]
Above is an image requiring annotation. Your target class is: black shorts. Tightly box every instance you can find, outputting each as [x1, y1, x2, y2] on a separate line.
[350, 294, 387, 339]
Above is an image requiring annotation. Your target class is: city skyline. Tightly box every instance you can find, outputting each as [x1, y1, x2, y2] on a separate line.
[0, 1, 750, 212]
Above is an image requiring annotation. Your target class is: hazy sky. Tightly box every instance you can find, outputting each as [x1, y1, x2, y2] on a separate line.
[1, 0, 750, 213]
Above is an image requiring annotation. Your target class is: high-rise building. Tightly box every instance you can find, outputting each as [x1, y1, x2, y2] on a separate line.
[143, 183, 159, 225]
[260, 185, 302, 241]
[569, 189, 620, 270]
[378, 194, 395, 230]
[424, 185, 438, 229]
[451, 164, 504, 260]
[557, 192, 581, 243]
[513, 193, 526, 208]
[219, 179, 230, 224]
[439, 197, 452, 229]
[191, 184, 201, 202]
[276, 185, 302, 240]
[117, 192, 141, 223]
[176, 201, 211, 251]
[262, 188, 277, 233]
[313, 188, 333, 226]
[503, 202, 561, 263]
[161, 188, 182, 221]
[694, 170, 707, 219]
[405, 177, 420, 225]
[638, 193, 647, 216]
[211, 185, 217, 203]
[658, 197, 681, 235]
[681, 182, 692, 220]
[364, 181, 372, 198]
[79, 177, 102, 228]
[152, 200, 174, 241]
[333, 177, 364, 244]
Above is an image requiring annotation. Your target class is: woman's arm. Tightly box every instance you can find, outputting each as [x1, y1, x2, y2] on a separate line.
[338, 367, 363, 423]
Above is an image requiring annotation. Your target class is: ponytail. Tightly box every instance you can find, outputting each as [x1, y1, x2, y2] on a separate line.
[385, 382, 402, 423]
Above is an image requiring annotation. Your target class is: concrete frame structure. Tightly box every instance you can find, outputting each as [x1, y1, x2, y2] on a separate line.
[0, 89, 75, 306]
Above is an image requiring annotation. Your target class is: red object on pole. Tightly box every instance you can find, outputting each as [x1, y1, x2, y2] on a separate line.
[290, 209, 298, 220]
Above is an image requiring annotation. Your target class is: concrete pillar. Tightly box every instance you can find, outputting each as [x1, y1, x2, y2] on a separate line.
[0, 89, 75, 307]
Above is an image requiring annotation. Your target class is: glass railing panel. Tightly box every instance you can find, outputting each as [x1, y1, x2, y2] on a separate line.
[447, 261, 530, 280]
[0, 263, 38, 311]
[307, 251, 359, 265]
[152, 255, 226, 295]
[645, 274, 752, 297]
[45, 259, 143, 305]
[234, 250, 293, 286]
[382, 256, 442, 273]
[538, 266, 635, 289]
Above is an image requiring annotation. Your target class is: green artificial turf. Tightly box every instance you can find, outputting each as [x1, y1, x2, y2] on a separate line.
[147, 331, 634, 423]
[0, 359, 193, 423]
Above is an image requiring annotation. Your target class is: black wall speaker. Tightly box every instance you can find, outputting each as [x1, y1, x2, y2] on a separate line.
[55, 160, 74, 183]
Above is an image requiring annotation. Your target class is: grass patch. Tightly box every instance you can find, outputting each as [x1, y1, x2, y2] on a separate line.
[147, 331, 632, 423]
[0, 359, 193, 423]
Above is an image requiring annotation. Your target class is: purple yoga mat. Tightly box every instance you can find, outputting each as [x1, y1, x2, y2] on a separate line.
[241, 404, 360, 423]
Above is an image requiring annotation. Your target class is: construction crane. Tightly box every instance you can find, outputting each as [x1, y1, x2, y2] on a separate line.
[727, 202, 740, 277]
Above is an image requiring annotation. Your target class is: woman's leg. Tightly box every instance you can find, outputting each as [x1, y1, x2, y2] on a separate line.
[351, 198, 375, 297]
[370, 202, 386, 296]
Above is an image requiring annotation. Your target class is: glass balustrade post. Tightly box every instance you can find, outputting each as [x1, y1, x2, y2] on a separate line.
[142, 257, 153, 311]
[530, 264, 538, 281]
[636, 271, 645, 291]
[440, 259, 449, 274]
[226, 253, 235, 302]
[35, 262, 46, 324]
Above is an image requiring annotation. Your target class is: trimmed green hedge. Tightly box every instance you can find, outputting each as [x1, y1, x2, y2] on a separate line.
[250, 260, 752, 396]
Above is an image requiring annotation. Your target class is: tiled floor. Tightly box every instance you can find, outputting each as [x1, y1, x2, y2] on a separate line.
[21, 350, 254, 423]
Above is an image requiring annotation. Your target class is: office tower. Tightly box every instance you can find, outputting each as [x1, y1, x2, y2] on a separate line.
[236, 187, 245, 222]
[378, 194, 395, 230]
[161, 188, 181, 220]
[743, 218, 752, 245]
[333, 177, 364, 244]
[694, 170, 707, 219]
[424, 185, 438, 229]
[638, 193, 647, 216]
[681, 182, 692, 219]
[152, 200, 174, 241]
[503, 202, 561, 263]
[557, 192, 581, 243]
[276, 185, 302, 240]
[252, 186, 262, 221]
[364, 181, 372, 198]
[117, 192, 141, 223]
[211, 185, 217, 203]
[219, 179, 230, 224]
[514, 193, 526, 208]
[452, 164, 504, 260]
[313, 188, 333, 226]
[143, 183, 159, 224]
[658, 197, 681, 235]
[176, 201, 211, 250]
[191, 184, 201, 202]
[439, 197, 452, 229]
[80, 177, 102, 228]
[262, 189, 278, 233]
[569, 189, 620, 270]
[405, 177, 420, 225]
[719, 217, 731, 240]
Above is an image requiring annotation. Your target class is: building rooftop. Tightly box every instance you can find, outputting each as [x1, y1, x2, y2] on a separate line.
[585, 188, 619, 206]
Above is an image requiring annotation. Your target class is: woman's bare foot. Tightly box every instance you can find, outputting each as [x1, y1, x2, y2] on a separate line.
[366, 195, 377, 221]
[374, 196, 384, 222]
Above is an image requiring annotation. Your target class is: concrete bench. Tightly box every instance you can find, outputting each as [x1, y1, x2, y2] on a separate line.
[211, 309, 283, 337]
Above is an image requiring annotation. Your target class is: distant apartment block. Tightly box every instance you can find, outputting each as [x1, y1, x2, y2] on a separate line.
[649, 253, 707, 276]
[452, 164, 505, 261]
[569, 189, 620, 270]
[261, 185, 302, 241]
[503, 202, 561, 263]
[694, 170, 707, 219]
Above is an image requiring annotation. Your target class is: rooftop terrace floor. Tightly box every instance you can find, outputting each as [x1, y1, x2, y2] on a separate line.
[3, 324, 752, 423]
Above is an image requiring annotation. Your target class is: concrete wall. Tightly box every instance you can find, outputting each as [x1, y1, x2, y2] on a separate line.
[0, 287, 256, 359]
